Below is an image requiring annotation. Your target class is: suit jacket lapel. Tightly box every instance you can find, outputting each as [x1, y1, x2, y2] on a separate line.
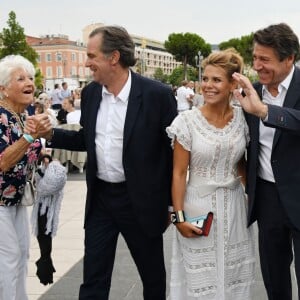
[123, 72, 142, 149]
[92, 85, 102, 136]
[252, 83, 263, 147]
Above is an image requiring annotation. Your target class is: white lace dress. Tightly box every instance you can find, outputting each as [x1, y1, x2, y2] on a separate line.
[166, 106, 255, 300]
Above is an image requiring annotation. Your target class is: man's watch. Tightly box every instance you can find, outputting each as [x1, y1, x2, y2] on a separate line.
[170, 210, 185, 224]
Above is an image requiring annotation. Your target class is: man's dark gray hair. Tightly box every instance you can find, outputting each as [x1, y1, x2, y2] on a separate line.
[254, 23, 299, 63]
[89, 26, 137, 68]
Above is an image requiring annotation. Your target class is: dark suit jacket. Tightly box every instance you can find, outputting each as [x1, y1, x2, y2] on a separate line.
[245, 66, 300, 229]
[48, 71, 177, 237]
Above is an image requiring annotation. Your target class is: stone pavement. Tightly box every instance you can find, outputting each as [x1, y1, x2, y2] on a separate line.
[26, 173, 298, 299]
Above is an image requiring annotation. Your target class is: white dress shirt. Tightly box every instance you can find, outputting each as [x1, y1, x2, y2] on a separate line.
[176, 86, 191, 111]
[258, 66, 294, 182]
[66, 110, 81, 124]
[95, 71, 131, 182]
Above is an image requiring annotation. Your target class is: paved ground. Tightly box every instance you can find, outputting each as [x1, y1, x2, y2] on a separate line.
[26, 172, 298, 299]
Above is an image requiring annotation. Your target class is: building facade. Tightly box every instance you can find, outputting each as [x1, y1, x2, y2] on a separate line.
[82, 23, 181, 77]
[26, 35, 91, 92]
[27, 23, 181, 92]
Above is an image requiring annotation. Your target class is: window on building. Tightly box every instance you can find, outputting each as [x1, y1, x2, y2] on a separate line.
[79, 53, 83, 63]
[46, 67, 52, 78]
[46, 53, 52, 62]
[79, 67, 83, 77]
[37, 54, 41, 62]
[56, 52, 62, 62]
[71, 53, 76, 62]
[71, 66, 76, 75]
[57, 66, 63, 78]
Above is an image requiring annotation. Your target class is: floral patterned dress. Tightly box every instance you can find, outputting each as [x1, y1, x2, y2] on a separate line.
[0, 106, 42, 206]
[166, 106, 255, 300]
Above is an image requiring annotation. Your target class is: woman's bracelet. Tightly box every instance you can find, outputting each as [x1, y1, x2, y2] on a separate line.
[170, 210, 185, 224]
[23, 133, 35, 143]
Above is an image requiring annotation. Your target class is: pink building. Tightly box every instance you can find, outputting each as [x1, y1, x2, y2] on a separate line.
[26, 35, 91, 92]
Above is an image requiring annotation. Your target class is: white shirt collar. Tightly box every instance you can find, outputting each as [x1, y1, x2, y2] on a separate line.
[101, 71, 131, 103]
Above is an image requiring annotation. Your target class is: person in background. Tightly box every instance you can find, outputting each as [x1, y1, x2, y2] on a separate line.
[56, 97, 75, 125]
[0, 55, 51, 300]
[67, 101, 81, 124]
[167, 48, 255, 299]
[26, 98, 36, 116]
[28, 25, 177, 300]
[43, 97, 57, 128]
[34, 102, 44, 115]
[176, 80, 193, 113]
[31, 154, 67, 286]
[36, 93, 56, 125]
[187, 80, 195, 104]
[232, 22, 300, 300]
[192, 83, 204, 107]
[50, 83, 63, 110]
[61, 82, 71, 99]
[73, 87, 82, 101]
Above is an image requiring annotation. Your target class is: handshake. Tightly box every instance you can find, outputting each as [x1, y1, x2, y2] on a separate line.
[25, 114, 53, 140]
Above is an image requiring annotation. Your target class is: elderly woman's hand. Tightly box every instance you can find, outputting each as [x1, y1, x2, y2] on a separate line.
[25, 114, 52, 138]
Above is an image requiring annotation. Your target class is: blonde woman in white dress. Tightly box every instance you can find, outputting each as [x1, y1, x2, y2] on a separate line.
[167, 48, 255, 300]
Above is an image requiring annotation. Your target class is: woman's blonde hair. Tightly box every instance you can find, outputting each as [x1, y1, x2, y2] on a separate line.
[202, 48, 244, 81]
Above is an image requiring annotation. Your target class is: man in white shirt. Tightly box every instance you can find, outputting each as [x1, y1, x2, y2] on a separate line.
[176, 80, 193, 112]
[233, 23, 300, 300]
[50, 83, 63, 110]
[61, 82, 71, 99]
[42, 25, 177, 300]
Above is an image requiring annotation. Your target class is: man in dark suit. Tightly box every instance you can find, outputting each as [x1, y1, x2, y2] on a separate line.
[233, 23, 300, 300]
[43, 26, 177, 299]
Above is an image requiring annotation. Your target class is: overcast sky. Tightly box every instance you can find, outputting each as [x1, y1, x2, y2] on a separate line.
[1, 1, 300, 45]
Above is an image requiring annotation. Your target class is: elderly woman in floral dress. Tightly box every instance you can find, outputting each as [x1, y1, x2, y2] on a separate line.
[0, 55, 51, 300]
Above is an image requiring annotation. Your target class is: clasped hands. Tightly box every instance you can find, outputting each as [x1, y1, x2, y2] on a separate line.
[25, 114, 53, 139]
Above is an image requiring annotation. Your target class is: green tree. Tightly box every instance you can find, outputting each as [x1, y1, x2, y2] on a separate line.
[153, 68, 168, 83]
[165, 32, 211, 80]
[168, 65, 198, 87]
[0, 11, 43, 89]
[168, 66, 184, 87]
[219, 33, 254, 65]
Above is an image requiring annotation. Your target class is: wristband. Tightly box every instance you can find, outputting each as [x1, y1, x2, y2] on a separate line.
[23, 133, 35, 143]
[170, 210, 185, 224]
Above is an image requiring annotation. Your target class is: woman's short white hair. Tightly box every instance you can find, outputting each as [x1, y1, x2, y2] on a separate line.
[0, 55, 35, 99]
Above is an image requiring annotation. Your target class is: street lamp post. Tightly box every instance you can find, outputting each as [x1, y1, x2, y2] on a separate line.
[195, 51, 203, 82]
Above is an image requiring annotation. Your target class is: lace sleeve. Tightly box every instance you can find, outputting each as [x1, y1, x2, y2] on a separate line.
[166, 113, 192, 151]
